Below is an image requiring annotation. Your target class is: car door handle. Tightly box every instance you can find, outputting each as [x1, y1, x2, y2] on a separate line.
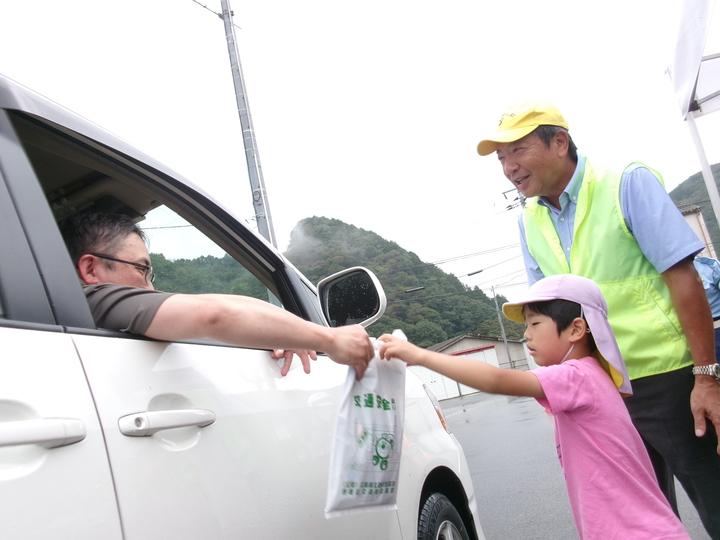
[0, 417, 86, 449]
[118, 409, 216, 437]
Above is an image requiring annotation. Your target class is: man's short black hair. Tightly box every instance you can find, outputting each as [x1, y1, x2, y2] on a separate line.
[59, 211, 146, 265]
[534, 125, 578, 163]
[525, 298, 596, 350]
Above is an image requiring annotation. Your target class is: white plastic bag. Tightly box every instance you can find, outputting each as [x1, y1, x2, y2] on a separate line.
[324, 330, 407, 518]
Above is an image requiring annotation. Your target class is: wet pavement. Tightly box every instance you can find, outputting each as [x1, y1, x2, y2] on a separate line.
[441, 392, 710, 540]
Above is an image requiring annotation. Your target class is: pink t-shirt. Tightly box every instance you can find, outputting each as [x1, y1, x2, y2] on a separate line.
[533, 357, 688, 540]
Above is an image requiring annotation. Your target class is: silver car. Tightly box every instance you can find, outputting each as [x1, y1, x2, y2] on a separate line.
[0, 73, 484, 540]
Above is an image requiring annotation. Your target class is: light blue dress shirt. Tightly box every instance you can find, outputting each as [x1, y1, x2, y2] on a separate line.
[694, 256, 720, 319]
[518, 154, 704, 285]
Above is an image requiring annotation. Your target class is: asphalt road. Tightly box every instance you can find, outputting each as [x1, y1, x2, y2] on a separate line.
[441, 392, 710, 540]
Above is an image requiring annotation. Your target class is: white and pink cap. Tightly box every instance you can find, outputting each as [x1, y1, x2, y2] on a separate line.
[503, 274, 632, 396]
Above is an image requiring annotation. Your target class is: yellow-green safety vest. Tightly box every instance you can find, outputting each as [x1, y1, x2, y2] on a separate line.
[523, 160, 692, 380]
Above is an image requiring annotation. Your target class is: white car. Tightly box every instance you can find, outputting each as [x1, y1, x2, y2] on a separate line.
[0, 73, 484, 540]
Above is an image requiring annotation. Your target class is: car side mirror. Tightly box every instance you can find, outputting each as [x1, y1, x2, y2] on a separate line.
[317, 267, 387, 328]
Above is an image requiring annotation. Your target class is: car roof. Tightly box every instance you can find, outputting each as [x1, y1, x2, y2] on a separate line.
[0, 73, 278, 246]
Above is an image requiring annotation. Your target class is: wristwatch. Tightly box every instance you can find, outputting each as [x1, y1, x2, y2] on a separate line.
[692, 363, 720, 381]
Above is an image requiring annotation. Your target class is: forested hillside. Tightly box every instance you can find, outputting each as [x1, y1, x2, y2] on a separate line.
[285, 217, 524, 346]
[669, 163, 720, 251]
[152, 216, 524, 347]
[152, 253, 268, 298]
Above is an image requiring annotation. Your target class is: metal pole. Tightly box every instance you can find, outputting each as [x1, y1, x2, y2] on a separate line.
[492, 285, 514, 369]
[687, 111, 720, 239]
[219, 0, 277, 247]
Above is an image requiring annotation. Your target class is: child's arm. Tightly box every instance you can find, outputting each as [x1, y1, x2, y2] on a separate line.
[378, 334, 544, 399]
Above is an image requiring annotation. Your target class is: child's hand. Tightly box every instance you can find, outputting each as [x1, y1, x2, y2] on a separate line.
[378, 334, 425, 366]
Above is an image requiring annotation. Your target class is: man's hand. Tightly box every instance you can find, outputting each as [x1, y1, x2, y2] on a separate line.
[691, 376, 720, 454]
[325, 324, 374, 379]
[271, 349, 317, 376]
[662, 260, 719, 452]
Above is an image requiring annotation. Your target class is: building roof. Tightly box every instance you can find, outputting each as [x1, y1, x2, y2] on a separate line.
[679, 203, 701, 215]
[430, 334, 524, 352]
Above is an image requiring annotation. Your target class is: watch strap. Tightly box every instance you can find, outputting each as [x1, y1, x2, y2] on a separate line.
[692, 364, 720, 378]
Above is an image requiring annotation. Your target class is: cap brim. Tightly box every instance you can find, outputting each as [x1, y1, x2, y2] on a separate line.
[502, 303, 526, 323]
[476, 124, 538, 156]
[504, 295, 632, 396]
[502, 289, 560, 323]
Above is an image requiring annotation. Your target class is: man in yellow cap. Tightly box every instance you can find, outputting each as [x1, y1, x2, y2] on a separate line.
[477, 102, 720, 537]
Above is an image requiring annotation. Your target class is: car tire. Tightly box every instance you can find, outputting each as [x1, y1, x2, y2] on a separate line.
[417, 493, 470, 540]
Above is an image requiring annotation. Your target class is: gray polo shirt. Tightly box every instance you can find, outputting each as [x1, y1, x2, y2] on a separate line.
[83, 284, 174, 334]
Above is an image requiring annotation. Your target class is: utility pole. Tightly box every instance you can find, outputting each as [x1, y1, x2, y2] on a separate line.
[219, 0, 277, 247]
[491, 285, 515, 369]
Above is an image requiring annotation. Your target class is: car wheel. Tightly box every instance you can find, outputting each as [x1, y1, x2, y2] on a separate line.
[417, 493, 470, 540]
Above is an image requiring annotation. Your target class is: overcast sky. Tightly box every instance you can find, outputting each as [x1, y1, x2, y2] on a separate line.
[2, 0, 720, 299]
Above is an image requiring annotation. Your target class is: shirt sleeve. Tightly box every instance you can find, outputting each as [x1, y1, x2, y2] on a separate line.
[620, 166, 704, 272]
[518, 213, 544, 285]
[83, 284, 174, 334]
[712, 258, 720, 289]
[532, 360, 594, 414]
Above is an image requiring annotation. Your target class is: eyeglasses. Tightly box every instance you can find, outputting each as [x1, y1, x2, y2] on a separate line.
[89, 252, 156, 284]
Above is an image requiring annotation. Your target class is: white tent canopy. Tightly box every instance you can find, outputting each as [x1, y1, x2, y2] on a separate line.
[693, 53, 720, 116]
[670, 0, 720, 230]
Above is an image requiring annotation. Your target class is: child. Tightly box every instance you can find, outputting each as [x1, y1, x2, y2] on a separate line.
[378, 274, 688, 540]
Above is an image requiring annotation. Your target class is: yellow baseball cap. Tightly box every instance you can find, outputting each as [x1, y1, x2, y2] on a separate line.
[476, 102, 568, 156]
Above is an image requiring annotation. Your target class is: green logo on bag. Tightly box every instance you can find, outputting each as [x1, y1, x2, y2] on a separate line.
[353, 393, 396, 411]
[372, 434, 394, 471]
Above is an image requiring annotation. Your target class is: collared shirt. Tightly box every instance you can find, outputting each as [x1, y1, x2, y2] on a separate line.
[693, 256, 720, 319]
[519, 154, 704, 284]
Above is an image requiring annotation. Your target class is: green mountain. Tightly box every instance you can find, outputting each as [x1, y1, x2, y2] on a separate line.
[669, 164, 720, 251]
[284, 216, 524, 346]
[152, 252, 268, 298]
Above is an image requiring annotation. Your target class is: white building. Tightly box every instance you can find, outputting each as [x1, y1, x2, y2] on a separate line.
[680, 204, 716, 258]
[410, 335, 530, 401]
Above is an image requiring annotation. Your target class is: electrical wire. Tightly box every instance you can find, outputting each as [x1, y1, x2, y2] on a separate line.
[388, 279, 527, 305]
[457, 255, 522, 277]
[430, 243, 519, 265]
[190, 0, 243, 31]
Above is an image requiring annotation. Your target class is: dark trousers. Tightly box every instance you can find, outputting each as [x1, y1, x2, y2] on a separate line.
[625, 366, 720, 539]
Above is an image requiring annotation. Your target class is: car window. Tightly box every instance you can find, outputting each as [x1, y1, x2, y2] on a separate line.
[7, 111, 286, 327]
[140, 205, 279, 302]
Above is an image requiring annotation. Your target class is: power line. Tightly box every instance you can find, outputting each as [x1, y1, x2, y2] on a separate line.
[486, 280, 528, 291]
[430, 243, 519, 265]
[361, 243, 522, 277]
[475, 267, 526, 288]
[190, 0, 242, 31]
[457, 255, 522, 277]
[388, 278, 527, 305]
